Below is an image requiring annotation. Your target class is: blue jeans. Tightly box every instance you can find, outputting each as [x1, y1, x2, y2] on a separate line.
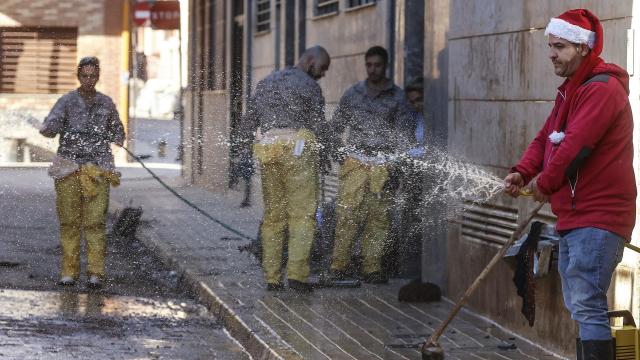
[558, 227, 625, 340]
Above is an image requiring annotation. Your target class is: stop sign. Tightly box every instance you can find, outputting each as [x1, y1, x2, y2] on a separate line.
[133, 1, 152, 27]
[150, 1, 180, 30]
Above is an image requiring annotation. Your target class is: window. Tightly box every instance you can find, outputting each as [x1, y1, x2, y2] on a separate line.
[0, 27, 77, 94]
[315, 0, 339, 16]
[346, 0, 375, 8]
[255, 0, 271, 33]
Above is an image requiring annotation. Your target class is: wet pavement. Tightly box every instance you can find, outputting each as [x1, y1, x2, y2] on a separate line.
[0, 168, 249, 359]
[128, 118, 181, 164]
[111, 168, 566, 360]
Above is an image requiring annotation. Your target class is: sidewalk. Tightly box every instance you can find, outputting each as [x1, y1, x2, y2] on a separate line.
[112, 169, 565, 360]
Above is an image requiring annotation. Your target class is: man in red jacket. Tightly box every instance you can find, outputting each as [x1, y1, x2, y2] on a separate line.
[504, 9, 636, 360]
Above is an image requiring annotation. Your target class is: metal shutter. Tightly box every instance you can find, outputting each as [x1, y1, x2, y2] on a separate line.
[0, 27, 78, 94]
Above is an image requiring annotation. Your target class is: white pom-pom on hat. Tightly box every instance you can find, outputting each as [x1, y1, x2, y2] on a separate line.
[549, 131, 565, 145]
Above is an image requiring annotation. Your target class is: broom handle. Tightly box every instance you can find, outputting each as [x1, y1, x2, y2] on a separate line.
[625, 242, 640, 254]
[427, 201, 545, 344]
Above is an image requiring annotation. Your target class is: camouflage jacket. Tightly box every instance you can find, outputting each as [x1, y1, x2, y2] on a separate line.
[41, 90, 125, 170]
[237, 67, 331, 153]
[331, 80, 415, 155]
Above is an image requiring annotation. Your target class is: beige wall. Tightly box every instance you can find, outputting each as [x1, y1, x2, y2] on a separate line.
[307, 2, 387, 111]
[251, 1, 391, 108]
[187, 0, 400, 191]
[0, 0, 124, 113]
[447, 1, 635, 356]
[196, 91, 231, 190]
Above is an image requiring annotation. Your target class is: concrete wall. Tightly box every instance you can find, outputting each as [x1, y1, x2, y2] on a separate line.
[253, 0, 393, 108]
[184, 0, 407, 192]
[447, 1, 635, 356]
[251, 0, 276, 88]
[184, 0, 240, 191]
[194, 91, 230, 189]
[307, 1, 388, 111]
[422, 0, 451, 290]
[0, 0, 124, 113]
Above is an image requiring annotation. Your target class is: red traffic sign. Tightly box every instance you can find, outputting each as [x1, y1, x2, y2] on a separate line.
[133, 1, 152, 27]
[150, 1, 180, 30]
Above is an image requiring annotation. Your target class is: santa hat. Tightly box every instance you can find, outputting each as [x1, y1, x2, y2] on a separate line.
[544, 9, 605, 132]
[544, 9, 603, 56]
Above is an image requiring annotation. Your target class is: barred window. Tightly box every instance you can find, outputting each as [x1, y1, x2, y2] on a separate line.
[346, 0, 376, 8]
[315, 0, 339, 16]
[255, 0, 271, 33]
[0, 27, 77, 94]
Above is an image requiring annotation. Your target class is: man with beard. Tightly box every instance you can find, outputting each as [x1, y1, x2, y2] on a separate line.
[505, 9, 635, 359]
[329, 46, 414, 284]
[237, 46, 332, 292]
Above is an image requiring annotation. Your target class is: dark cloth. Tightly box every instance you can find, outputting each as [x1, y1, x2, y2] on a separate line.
[384, 159, 425, 277]
[513, 221, 543, 326]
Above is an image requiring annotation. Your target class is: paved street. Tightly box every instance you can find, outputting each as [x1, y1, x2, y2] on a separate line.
[111, 167, 566, 360]
[0, 167, 249, 359]
[128, 118, 181, 164]
[0, 165, 568, 359]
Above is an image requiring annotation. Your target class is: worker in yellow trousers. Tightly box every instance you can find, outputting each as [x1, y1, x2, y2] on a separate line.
[40, 57, 125, 288]
[329, 46, 415, 284]
[254, 129, 319, 289]
[237, 46, 332, 292]
[55, 165, 120, 285]
[331, 157, 390, 277]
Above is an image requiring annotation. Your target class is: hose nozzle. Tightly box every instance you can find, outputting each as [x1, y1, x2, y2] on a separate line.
[519, 187, 533, 197]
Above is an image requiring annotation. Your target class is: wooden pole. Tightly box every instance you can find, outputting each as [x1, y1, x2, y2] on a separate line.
[423, 201, 545, 347]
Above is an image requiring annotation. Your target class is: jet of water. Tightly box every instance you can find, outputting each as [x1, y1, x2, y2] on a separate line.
[342, 143, 508, 228]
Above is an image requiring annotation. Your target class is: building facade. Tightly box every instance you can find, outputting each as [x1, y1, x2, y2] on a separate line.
[183, 0, 640, 357]
[182, 0, 435, 189]
[0, 0, 128, 116]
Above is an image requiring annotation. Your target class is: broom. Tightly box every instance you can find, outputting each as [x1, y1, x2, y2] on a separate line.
[421, 200, 545, 360]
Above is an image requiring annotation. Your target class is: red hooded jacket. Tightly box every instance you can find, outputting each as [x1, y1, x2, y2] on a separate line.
[513, 62, 636, 240]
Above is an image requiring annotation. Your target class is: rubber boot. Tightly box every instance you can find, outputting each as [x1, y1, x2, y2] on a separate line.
[581, 339, 614, 360]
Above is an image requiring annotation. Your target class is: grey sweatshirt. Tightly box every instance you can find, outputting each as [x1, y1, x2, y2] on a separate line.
[331, 80, 415, 154]
[237, 67, 330, 151]
[41, 90, 125, 170]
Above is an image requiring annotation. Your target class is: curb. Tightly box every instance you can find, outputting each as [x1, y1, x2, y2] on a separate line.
[110, 200, 285, 360]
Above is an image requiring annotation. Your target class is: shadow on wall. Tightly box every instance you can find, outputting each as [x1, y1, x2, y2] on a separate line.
[425, 46, 449, 149]
[420, 44, 449, 289]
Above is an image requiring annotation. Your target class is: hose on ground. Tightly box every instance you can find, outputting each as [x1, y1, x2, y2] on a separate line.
[121, 146, 257, 242]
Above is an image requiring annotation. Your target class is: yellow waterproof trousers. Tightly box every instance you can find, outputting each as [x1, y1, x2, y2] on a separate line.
[331, 157, 390, 275]
[55, 166, 112, 279]
[254, 130, 318, 284]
